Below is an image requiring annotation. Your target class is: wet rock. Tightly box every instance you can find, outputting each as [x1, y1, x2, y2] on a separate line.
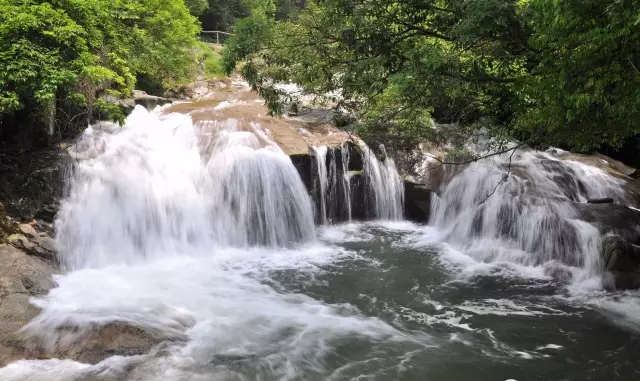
[602, 235, 640, 272]
[349, 172, 366, 221]
[572, 203, 640, 244]
[289, 153, 313, 192]
[101, 90, 171, 116]
[343, 141, 363, 172]
[404, 181, 432, 223]
[587, 198, 614, 204]
[12, 322, 185, 366]
[73, 323, 177, 364]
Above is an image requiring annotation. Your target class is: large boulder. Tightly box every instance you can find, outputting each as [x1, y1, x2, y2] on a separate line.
[0, 244, 57, 366]
[404, 181, 432, 223]
[573, 202, 640, 289]
[572, 202, 640, 244]
[13, 321, 187, 365]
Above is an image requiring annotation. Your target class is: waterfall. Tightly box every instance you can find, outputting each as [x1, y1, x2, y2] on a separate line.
[341, 142, 352, 221]
[312, 146, 329, 225]
[430, 148, 634, 280]
[312, 143, 404, 224]
[363, 145, 405, 220]
[57, 106, 316, 269]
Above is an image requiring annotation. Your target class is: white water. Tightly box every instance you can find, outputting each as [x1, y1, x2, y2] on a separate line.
[312, 146, 329, 225]
[341, 142, 353, 221]
[8, 106, 410, 380]
[426, 147, 634, 285]
[362, 145, 405, 220]
[313, 143, 405, 224]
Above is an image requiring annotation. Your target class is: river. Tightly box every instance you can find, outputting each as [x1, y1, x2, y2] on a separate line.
[2, 106, 640, 381]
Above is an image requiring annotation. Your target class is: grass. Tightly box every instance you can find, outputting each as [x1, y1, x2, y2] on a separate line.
[203, 44, 225, 79]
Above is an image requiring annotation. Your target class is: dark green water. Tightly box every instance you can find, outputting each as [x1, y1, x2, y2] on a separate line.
[261, 223, 640, 381]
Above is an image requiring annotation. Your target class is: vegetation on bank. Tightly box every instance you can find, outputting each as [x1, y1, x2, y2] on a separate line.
[0, 0, 206, 147]
[2, 0, 638, 155]
[221, 0, 640, 152]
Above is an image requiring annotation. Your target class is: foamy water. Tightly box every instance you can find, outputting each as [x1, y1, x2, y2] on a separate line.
[3, 107, 640, 380]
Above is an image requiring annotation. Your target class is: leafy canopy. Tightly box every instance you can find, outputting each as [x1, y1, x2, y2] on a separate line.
[223, 0, 640, 151]
[1, 0, 201, 130]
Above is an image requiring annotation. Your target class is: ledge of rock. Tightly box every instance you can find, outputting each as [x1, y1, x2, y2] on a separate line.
[11, 322, 185, 365]
[0, 244, 57, 366]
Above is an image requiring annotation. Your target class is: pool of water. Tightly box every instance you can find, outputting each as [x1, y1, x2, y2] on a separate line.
[4, 223, 640, 381]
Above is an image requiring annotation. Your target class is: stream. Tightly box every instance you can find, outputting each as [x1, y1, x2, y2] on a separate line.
[2, 106, 640, 381]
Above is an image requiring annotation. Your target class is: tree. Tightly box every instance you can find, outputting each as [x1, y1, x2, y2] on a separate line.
[0, 0, 202, 146]
[223, 0, 640, 151]
[185, 0, 209, 15]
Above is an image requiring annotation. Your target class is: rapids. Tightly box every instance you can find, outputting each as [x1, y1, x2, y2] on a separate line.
[3, 106, 640, 381]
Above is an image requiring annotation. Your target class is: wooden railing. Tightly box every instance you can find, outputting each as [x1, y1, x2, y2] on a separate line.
[200, 31, 234, 44]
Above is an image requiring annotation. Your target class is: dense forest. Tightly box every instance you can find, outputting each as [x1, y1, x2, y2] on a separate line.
[2, 0, 639, 154]
[222, 0, 640, 152]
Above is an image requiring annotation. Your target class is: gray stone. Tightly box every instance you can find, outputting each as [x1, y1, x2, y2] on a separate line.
[8, 234, 56, 262]
[18, 224, 38, 238]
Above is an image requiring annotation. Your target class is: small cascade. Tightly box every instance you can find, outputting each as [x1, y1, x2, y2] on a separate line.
[430, 148, 635, 280]
[58, 106, 316, 269]
[311, 142, 404, 224]
[312, 146, 329, 225]
[362, 145, 405, 220]
[341, 142, 353, 221]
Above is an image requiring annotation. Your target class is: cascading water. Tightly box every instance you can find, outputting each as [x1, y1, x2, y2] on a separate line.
[312, 142, 404, 224]
[312, 146, 329, 225]
[341, 142, 353, 221]
[362, 145, 405, 220]
[5, 106, 640, 380]
[429, 147, 636, 282]
[57, 108, 316, 269]
[10, 106, 409, 380]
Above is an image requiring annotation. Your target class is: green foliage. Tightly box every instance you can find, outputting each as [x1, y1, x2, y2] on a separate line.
[199, 0, 250, 33]
[224, 0, 640, 151]
[204, 47, 225, 78]
[0, 0, 202, 144]
[185, 0, 209, 15]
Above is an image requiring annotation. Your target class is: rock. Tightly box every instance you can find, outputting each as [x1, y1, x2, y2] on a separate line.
[0, 202, 17, 242]
[132, 90, 171, 110]
[12, 321, 183, 366]
[34, 201, 59, 224]
[343, 141, 364, 172]
[349, 172, 366, 221]
[572, 203, 640, 244]
[404, 181, 432, 223]
[602, 235, 640, 271]
[18, 224, 38, 238]
[289, 153, 313, 193]
[0, 244, 57, 366]
[587, 198, 615, 204]
[8, 234, 56, 262]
